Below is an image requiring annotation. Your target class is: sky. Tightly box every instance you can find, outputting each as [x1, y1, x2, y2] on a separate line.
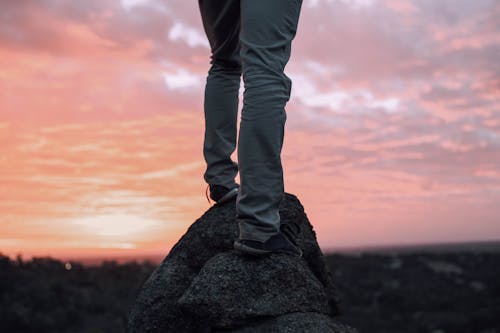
[0, 0, 499, 260]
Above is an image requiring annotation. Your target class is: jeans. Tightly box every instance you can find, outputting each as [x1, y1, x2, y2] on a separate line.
[198, 0, 303, 242]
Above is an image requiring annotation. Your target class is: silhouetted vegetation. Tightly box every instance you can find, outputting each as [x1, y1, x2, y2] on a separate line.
[327, 252, 500, 332]
[0, 254, 155, 333]
[0, 251, 498, 332]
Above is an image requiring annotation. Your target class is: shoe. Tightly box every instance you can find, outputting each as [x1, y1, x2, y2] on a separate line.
[234, 230, 303, 257]
[206, 183, 239, 205]
[279, 220, 302, 247]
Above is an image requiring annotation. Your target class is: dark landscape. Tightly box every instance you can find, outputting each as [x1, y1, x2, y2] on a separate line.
[1, 241, 499, 333]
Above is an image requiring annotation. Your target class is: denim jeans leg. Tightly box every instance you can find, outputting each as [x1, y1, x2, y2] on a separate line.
[236, 0, 303, 242]
[198, 0, 241, 190]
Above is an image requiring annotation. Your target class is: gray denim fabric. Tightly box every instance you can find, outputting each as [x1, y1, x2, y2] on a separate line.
[198, 0, 303, 242]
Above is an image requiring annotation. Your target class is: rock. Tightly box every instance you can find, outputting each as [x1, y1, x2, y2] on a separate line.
[177, 251, 330, 328]
[213, 312, 358, 333]
[127, 192, 356, 333]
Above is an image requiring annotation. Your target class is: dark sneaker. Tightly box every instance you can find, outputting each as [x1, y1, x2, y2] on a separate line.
[234, 231, 303, 257]
[206, 183, 239, 204]
[280, 220, 302, 247]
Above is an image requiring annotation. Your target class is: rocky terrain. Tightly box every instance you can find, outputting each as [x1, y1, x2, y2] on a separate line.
[127, 193, 354, 332]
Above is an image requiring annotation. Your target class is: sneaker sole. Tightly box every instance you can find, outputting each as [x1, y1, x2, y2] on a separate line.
[234, 240, 303, 258]
[234, 240, 271, 256]
[216, 187, 239, 204]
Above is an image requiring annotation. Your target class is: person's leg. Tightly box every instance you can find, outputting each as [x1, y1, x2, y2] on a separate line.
[236, 0, 303, 242]
[198, 0, 241, 190]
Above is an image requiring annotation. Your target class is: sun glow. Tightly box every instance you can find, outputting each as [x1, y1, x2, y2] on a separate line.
[69, 214, 166, 239]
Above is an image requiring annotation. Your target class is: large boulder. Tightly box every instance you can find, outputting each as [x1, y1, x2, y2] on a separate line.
[127, 192, 356, 332]
[177, 251, 330, 328]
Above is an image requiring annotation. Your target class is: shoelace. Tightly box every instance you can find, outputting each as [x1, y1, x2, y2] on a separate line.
[205, 184, 212, 204]
[280, 221, 301, 246]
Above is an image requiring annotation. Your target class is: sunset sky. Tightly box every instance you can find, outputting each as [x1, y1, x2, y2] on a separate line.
[1, 0, 499, 260]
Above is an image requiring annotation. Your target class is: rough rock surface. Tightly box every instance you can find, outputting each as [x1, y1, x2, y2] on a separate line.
[127, 192, 357, 333]
[177, 252, 330, 328]
[213, 312, 357, 333]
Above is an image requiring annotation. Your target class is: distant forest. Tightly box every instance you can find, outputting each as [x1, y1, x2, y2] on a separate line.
[0, 251, 499, 333]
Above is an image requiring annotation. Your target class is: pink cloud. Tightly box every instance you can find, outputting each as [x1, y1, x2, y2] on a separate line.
[0, 0, 499, 259]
